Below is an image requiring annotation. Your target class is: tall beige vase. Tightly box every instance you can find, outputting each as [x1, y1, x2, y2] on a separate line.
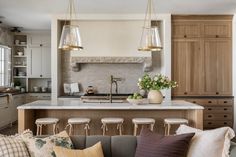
[148, 90, 163, 104]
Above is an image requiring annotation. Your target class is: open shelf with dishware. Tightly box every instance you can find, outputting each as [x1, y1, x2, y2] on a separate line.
[12, 33, 28, 92]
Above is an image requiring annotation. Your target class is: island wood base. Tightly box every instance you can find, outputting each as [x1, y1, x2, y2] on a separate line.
[18, 109, 203, 135]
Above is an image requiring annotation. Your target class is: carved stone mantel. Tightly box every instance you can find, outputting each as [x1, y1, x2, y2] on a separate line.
[71, 57, 153, 72]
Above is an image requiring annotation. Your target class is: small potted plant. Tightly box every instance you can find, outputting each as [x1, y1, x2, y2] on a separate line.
[138, 74, 177, 104]
[14, 80, 21, 90]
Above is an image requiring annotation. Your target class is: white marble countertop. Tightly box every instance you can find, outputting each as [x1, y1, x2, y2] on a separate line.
[17, 100, 204, 110]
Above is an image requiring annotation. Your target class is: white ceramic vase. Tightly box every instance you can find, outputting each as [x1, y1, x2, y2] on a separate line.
[148, 90, 163, 104]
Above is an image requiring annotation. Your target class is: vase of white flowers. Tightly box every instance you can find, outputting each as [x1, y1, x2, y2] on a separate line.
[138, 74, 177, 104]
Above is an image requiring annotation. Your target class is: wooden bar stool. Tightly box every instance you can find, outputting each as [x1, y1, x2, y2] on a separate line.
[65, 118, 91, 136]
[132, 118, 155, 136]
[35, 118, 59, 135]
[101, 118, 124, 136]
[164, 118, 188, 135]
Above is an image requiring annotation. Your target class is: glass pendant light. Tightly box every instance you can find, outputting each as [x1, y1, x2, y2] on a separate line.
[59, 0, 83, 51]
[138, 0, 162, 52]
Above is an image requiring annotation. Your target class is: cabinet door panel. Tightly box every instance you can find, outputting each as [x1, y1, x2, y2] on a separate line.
[204, 39, 232, 95]
[28, 35, 42, 46]
[216, 40, 232, 95]
[172, 39, 203, 96]
[42, 47, 51, 78]
[27, 48, 42, 78]
[172, 22, 201, 38]
[203, 22, 231, 38]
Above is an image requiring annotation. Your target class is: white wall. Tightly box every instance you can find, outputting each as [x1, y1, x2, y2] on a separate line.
[71, 20, 151, 57]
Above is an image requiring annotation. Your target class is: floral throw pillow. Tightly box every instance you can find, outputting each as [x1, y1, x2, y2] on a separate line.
[20, 130, 73, 157]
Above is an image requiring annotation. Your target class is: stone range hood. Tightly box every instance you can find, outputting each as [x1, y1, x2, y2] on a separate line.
[71, 56, 152, 72]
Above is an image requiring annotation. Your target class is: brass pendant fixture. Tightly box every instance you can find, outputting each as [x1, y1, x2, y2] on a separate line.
[59, 0, 83, 51]
[138, 0, 162, 52]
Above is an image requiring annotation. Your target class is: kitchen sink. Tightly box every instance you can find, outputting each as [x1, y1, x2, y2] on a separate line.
[81, 93, 131, 99]
[82, 99, 126, 103]
[81, 93, 132, 103]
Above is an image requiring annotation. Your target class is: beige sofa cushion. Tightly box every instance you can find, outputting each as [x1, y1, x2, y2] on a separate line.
[176, 125, 235, 157]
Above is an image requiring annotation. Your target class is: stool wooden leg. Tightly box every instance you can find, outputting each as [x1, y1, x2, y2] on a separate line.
[164, 124, 167, 135]
[150, 123, 154, 131]
[133, 124, 138, 136]
[39, 125, 43, 135]
[118, 124, 122, 135]
[85, 124, 89, 136]
[102, 124, 106, 136]
[36, 124, 40, 136]
[167, 124, 171, 135]
[69, 124, 73, 136]
[53, 124, 57, 135]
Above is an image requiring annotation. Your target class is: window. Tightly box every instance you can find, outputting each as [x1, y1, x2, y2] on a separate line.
[0, 46, 11, 87]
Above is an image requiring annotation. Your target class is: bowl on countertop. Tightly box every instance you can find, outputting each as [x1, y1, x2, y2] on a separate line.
[127, 98, 147, 105]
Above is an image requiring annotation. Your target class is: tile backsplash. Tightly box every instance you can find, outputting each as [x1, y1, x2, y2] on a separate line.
[61, 52, 163, 94]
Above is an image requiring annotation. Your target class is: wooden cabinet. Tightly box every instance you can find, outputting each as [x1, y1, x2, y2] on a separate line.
[184, 98, 234, 129]
[172, 15, 233, 97]
[172, 15, 233, 129]
[172, 39, 203, 96]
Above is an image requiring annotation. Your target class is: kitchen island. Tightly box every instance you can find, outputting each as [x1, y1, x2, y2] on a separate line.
[17, 100, 204, 135]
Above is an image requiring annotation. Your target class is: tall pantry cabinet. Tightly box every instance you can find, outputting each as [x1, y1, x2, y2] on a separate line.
[171, 15, 234, 129]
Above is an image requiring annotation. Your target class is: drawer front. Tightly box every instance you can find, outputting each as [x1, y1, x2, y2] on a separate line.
[218, 99, 233, 106]
[201, 99, 218, 106]
[204, 113, 233, 120]
[204, 120, 233, 129]
[204, 106, 232, 113]
[186, 99, 218, 106]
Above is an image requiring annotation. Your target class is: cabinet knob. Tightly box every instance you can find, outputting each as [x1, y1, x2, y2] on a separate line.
[208, 115, 212, 118]
[40, 44, 43, 47]
[215, 35, 219, 38]
[184, 92, 188, 95]
[223, 101, 227, 103]
[40, 75, 42, 77]
[224, 115, 227, 118]
[208, 122, 212, 125]
[184, 35, 187, 38]
[208, 101, 212, 103]
[192, 101, 196, 103]
[224, 122, 228, 125]
[208, 108, 212, 110]
[224, 108, 228, 111]
[216, 92, 219, 95]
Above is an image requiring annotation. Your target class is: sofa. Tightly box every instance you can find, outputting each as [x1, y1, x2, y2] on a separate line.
[67, 135, 236, 157]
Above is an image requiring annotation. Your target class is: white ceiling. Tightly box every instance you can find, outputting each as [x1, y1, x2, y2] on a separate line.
[0, 0, 235, 30]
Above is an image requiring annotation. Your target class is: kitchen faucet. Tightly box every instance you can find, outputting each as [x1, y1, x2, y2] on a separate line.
[109, 75, 122, 103]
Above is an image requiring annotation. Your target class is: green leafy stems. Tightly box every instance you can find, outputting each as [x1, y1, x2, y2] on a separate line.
[137, 74, 178, 91]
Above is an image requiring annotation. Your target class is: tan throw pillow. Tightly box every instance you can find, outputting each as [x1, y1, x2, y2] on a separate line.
[20, 130, 73, 157]
[176, 125, 235, 157]
[54, 142, 104, 157]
